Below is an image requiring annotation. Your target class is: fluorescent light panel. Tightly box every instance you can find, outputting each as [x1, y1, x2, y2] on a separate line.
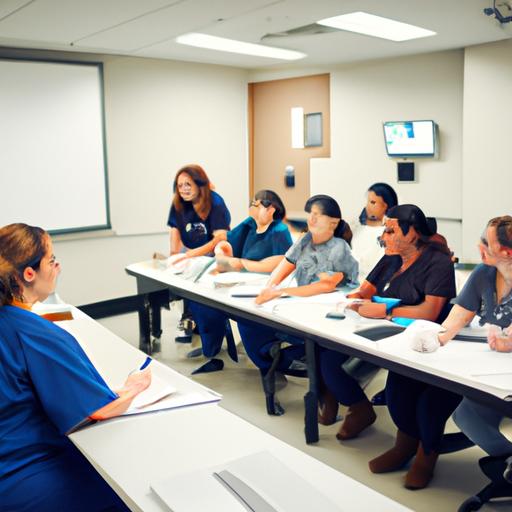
[317, 12, 436, 42]
[175, 33, 306, 61]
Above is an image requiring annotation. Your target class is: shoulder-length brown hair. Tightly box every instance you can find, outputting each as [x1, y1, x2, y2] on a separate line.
[172, 164, 212, 221]
[0, 223, 47, 306]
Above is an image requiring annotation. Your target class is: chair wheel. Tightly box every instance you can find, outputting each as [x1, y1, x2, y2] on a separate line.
[457, 496, 483, 512]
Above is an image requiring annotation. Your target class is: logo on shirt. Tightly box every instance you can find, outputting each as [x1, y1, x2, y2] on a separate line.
[186, 222, 207, 236]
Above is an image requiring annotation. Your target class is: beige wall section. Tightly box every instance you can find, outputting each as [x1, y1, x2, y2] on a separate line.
[0, 47, 249, 304]
[462, 39, 512, 261]
[251, 74, 330, 213]
[310, 51, 464, 256]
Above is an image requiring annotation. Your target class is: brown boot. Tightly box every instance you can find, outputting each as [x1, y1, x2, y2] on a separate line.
[336, 398, 376, 440]
[404, 444, 439, 489]
[318, 388, 339, 425]
[369, 430, 419, 473]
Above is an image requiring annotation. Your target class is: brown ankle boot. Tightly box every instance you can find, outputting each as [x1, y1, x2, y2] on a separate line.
[369, 430, 419, 473]
[336, 398, 376, 440]
[404, 444, 439, 489]
[318, 388, 339, 425]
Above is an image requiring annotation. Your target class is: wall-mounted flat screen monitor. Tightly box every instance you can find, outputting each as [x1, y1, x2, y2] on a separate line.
[383, 120, 437, 157]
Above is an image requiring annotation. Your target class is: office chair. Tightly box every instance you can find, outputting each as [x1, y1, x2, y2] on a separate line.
[458, 455, 512, 511]
[260, 340, 307, 415]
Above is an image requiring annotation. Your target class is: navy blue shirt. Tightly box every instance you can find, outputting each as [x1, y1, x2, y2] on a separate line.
[367, 245, 456, 307]
[167, 190, 231, 249]
[227, 217, 292, 260]
[0, 306, 116, 482]
[456, 264, 512, 328]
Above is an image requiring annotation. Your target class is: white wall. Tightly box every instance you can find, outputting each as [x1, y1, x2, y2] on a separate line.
[462, 39, 512, 261]
[310, 50, 464, 256]
[103, 56, 249, 235]
[0, 48, 249, 305]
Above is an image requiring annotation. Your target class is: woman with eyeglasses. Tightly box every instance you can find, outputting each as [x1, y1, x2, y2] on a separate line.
[409, 216, 512, 484]
[318, 205, 456, 488]
[0, 223, 150, 511]
[236, 195, 358, 412]
[167, 164, 231, 341]
[188, 190, 293, 373]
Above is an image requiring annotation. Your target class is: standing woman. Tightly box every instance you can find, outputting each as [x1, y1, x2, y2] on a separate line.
[0, 223, 151, 511]
[167, 164, 231, 340]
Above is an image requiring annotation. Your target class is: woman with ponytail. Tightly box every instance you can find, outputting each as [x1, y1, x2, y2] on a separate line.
[236, 195, 358, 413]
[0, 223, 149, 511]
[318, 205, 456, 489]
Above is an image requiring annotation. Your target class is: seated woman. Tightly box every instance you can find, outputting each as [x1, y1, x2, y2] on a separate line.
[237, 195, 358, 413]
[411, 216, 512, 482]
[167, 164, 231, 341]
[351, 182, 398, 282]
[0, 223, 151, 512]
[188, 190, 293, 373]
[319, 205, 455, 478]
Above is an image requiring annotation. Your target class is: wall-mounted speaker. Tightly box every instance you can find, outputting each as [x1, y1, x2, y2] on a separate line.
[397, 162, 415, 182]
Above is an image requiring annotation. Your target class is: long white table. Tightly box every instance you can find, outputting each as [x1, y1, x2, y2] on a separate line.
[61, 311, 411, 512]
[125, 260, 512, 444]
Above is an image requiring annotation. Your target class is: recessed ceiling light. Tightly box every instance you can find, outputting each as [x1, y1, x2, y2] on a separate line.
[175, 33, 306, 61]
[317, 12, 436, 42]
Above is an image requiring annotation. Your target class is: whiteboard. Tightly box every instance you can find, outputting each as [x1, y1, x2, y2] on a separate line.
[0, 58, 109, 234]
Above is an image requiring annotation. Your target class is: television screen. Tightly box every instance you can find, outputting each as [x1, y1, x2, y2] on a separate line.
[383, 120, 436, 157]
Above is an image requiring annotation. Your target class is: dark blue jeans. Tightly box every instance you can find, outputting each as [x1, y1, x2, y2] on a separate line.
[319, 348, 367, 406]
[386, 372, 462, 454]
[237, 319, 305, 373]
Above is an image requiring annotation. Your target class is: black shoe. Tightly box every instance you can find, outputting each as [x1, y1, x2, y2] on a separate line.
[371, 389, 387, 406]
[191, 358, 224, 374]
[186, 348, 203, 358]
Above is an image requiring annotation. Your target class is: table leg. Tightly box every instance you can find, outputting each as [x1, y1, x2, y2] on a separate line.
[138, 294, 152, 355]
[304, 338, 319, 444]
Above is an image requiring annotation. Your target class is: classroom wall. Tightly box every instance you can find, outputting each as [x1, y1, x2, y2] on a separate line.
[0, 47, 249, 305]
[462, 38, 512, 261]
[308, 50, 464, 256]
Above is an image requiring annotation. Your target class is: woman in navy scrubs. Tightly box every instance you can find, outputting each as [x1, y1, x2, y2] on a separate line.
[167, 164, 231, 341]
[0, 223, 151, 512]
[188, 190, 293, 373]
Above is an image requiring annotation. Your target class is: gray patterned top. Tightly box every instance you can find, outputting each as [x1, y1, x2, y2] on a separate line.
[285, 232, 359, 287]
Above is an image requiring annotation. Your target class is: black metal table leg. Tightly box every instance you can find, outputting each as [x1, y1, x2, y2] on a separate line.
[304, 338, 319, 444]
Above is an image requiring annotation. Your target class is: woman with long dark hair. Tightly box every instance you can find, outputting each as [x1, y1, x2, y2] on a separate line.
[188, 189, 293, 373]
[237, 195, 358, 413]
[319, 205, 456, 486]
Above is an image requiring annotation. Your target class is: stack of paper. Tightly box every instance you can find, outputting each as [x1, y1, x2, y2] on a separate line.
[151, 451, 342, 512]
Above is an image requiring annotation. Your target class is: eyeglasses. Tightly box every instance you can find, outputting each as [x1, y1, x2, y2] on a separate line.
[249, 199, 272, 208]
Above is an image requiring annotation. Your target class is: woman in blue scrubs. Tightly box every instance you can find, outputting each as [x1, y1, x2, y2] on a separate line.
[0, 223, 151, 512]
[167, 164, 231, 341]
[188, 190, 293, 373]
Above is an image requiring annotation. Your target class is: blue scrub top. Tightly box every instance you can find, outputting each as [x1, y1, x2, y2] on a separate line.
[227, 217, 293, 260]
[167, 190, 231, 249]
[0, 305, 117, 482]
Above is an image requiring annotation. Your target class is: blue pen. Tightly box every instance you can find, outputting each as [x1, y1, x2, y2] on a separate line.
[139, 356, 152, 370]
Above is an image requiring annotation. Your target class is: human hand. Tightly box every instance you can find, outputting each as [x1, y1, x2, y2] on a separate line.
[357, 302, 387, 319]
[488, 325, 512, 352]
[406, 320, 444, 353]
[215, 255, 243, 273]
[123, 368, 152, 396]
[346, 299, 370, 313]
[255, 286, 283, 305]
[214, 241, 233, 257]
[168, 252, 188, 270]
